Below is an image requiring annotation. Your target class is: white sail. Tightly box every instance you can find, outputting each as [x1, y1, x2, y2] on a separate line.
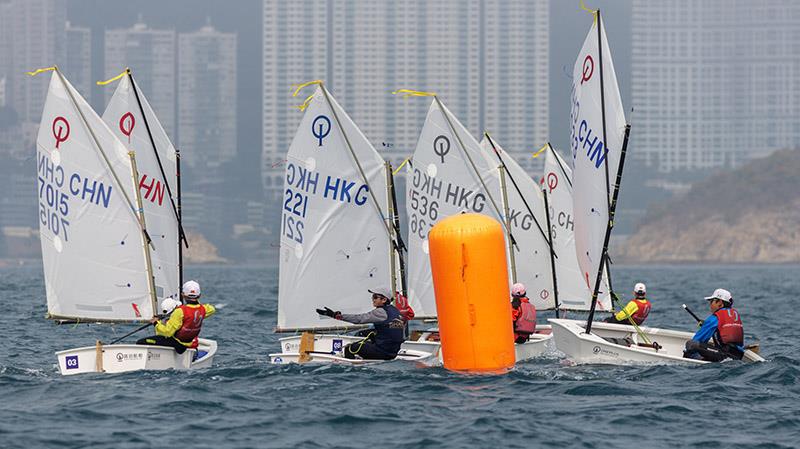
[36, 71, 154, 321]
[102, 72, 180, 302]
[406, 99, 505, 318]
[570, 15, 627, 293]
[479, 137, 554, 310]
[543, 145, 611, 311]
[277, 86, 392, 331]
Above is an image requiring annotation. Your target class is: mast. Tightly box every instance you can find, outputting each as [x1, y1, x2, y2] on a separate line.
[498, 167, 517, 282]
[541, 184, 560, 317]
[129, 151, 159, 315]
[127, 70, 188, 298]
[388, 164, 408, 296]
[597, 11, 612, 217]
[177, 145, 184, 300]
[585, 10, 612, 333]
[585, 124, 631, 333]
[385, 162, 398, 295]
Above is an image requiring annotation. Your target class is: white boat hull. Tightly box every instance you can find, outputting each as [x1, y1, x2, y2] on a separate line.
[269, 327, 554, 366]
[269, 334, 435, 365]
[55, 338, 218, 375]
[548, 318, 765, 365]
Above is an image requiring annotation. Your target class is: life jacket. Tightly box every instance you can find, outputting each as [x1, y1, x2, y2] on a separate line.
[395, 292, 415, 321]
[373, 304, 405, 354]
[513, 297, 537, 335]
[714, 307, 743, 346]
[174, 304, 206, 347]
[630, 299, 651, 325]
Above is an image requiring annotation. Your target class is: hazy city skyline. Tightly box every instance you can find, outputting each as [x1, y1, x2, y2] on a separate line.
[1, 0, 799, 262]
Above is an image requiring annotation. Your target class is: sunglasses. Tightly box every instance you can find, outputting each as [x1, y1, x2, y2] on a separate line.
[372, 294, 388, 300]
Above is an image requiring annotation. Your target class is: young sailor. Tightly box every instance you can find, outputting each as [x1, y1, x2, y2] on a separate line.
[510, 283, 537, 344]
[137, 280, 216, 354]
[604, 282, 651, 325]
[684, 288, 745, 362]
[316, 287, 405, 360]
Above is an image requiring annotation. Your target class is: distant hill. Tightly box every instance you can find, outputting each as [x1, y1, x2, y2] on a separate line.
[616, 149, 800, 263]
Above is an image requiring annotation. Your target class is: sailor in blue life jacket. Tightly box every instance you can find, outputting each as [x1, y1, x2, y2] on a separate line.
[316, 287, 406, 360]
[684, 288, 745, 362]
[137, 280, 216, 354]
[604, 282, 652, 325]
[510, 283, 537, 344]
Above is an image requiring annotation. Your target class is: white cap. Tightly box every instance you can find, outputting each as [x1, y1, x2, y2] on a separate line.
[634, 283, 646, 295]
[160, 297, 181, 315]
[705, 288, 732, 304]
[511, 283, 527, 297]
[368, 287, 393, 301]
[182, 280, 201, 299]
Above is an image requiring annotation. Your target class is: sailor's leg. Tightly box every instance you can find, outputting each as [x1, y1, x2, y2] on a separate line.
[136, 335, 186, 354]
[136, 335, 161, 345]
[343, 343, 358, 359]
[351, 342, 395, 360]
[170, 339, 188, 354]
[684, 340, 727, 362]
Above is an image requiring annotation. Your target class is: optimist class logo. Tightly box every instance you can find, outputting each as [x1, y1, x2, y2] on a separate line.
[52, 116, 70, 149]
[119, 112, 136, 143]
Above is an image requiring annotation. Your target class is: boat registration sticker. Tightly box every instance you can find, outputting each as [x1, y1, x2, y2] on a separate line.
[65, 355, 79, 370]
[332, 339, 343, 352]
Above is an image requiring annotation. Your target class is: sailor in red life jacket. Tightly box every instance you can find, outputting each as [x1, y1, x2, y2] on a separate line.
[137, 280, 216, 354]
[604, 282, 651, 325]
[684, 288, 745, 362]
[510, 283, 536, 344]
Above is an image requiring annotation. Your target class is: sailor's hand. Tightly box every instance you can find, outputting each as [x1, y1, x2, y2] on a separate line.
[150, 317, 159, 325]
[316, 307, 340, 319]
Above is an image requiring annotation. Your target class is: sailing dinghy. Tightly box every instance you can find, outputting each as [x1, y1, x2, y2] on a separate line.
[400, 96, 552, 362]
[268, 83, 431, 365]
[34, 68, 215, 375]
[548, 12, 764, 364]
[540, 143, 612, 313]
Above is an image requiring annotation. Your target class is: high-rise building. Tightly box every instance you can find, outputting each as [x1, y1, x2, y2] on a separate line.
[0, 0, 64, 236]
[0, 76, 6, 108]
[0, 0, 66, 123]
[261, 0, 549, 201]
[177, 24, 237, 245]
[178, 24, 237, 171]
[105, 22, 176, 138]
[64, 21, 91, 103]
[631, 0, 800, 173]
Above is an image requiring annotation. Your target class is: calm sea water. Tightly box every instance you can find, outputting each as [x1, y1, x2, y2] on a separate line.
[0, 263, 798, 448]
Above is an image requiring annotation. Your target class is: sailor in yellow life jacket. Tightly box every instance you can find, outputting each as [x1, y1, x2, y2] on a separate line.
[137, 280, 216, 354]
[604, 282, 651, 326]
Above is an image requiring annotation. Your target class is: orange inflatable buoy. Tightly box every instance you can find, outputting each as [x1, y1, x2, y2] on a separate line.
[428, 213, 515, 374]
